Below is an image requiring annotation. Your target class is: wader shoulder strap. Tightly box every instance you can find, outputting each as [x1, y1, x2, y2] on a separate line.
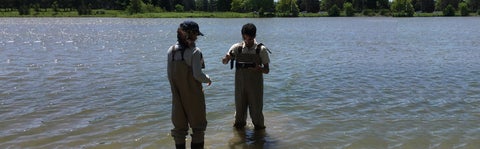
[232, 43, 267, 69]
[239, 43, 264, 54]
[230, 44, 242, 69]
[256, 43, 272, 54]
[200, 53, 205, 68]
[256, 43, 263, 54]
[181, 50, 185, 61]
[171, 45, 185, 61]
[171, 45, 176, 61]
[237, 43, 243, 54]
[230, 57, 234, 69]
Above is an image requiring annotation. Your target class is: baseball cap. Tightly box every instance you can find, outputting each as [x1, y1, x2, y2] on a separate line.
[180, 21, 204, 36]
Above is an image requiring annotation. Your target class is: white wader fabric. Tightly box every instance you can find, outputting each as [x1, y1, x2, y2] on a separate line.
[233, 50, 265, 128]
[169, 58, 207, 144]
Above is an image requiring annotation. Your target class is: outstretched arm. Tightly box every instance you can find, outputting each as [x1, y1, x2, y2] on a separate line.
[222, 54, 231, 64]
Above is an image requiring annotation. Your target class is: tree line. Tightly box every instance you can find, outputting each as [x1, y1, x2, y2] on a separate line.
[1, 0, 479, 16]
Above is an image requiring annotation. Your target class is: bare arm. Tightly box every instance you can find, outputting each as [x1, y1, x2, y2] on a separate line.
[222, 54, 231, 64]
[262, 63, 269, 74]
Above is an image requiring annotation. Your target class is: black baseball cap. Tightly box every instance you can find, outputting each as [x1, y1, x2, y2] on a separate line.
[180, 21, 204, 36]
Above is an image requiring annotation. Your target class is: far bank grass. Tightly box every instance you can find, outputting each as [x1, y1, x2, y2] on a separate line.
[0, 9, 122, 17]
[126, 12, 255, 18]
[1, 9, 479, 18]
[1, 9, 257, 18]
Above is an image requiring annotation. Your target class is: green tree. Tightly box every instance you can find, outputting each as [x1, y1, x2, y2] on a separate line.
[467, 0, 480, 12]
[144, 3, 164, 12]
[19, 5, 30, 15]
[322, 0, 345, 11]
[181, 0, 195, 11]
[159, 0, 173, 11]
[57, 0, 74, 11]
[217, 0, 231, 11]
[459, 2, 469, 16]
[443, 4, 455, 16]
[352, 0, 363, 11]
[208, 0, 218, 11]
[127, 0, 144, 14]
[351, 0, 389, 11]
[231, 0, 243, 11]
[34, 3, 41, 14]
[40, 0, 51, 11]
[175, 4, 184, 12]
[299, 0, 321, 12]
[344, 2, 355, 16]
[276, 0, 299, 16]
[391, 0, 414, 16]
[378, 0, 390, 9]
[230, 0, 273, 12]
[77, 0, 92, 15]
[328, 4, 340, 16]
[436, 0, 462, 11]
[419, 0, 435, 12]
[52, 1, 59, 12]
[363, 8, 373, 15]
[365, 0, 377, 9]
[230, 0, 254, 12]
[202, 0, 209, 11]
[258, 0, 274, 12]
[16, 0, 31, 15]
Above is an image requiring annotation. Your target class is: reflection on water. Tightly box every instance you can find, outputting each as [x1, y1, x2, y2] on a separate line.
[229, 128, 269, 149]
[1, 17, 480, 148]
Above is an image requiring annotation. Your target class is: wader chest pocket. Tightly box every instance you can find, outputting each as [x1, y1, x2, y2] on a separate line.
[236, 62, 256, 69]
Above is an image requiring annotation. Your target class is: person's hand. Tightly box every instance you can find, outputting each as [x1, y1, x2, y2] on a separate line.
[222, 55, 231, 64]
[250, 65, 269, 74]
[205, 75, 212, 86]
[249, 65, 263, 72]
[203, 81, 211, 92]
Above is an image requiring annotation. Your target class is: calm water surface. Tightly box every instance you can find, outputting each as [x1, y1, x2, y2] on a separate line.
[1, 17, 480, 148]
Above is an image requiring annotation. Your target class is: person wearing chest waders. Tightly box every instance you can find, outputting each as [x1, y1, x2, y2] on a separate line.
[167, 21, 212, 149]
[222, 23, 271, 130]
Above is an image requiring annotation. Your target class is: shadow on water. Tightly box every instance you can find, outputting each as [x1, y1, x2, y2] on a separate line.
[228, 128, 276, 149]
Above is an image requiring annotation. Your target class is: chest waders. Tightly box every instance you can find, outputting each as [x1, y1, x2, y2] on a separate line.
[169, 47, 207, 145]
[232, 44, 265, 129]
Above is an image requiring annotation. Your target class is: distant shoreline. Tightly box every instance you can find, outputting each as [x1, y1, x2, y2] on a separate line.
[1, 10, 479, 18]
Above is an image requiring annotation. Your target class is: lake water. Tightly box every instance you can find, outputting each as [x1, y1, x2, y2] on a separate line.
[1, 17, 479, 149]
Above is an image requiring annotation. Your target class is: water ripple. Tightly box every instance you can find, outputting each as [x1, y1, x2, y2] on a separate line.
[1, 18, 480, 148]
